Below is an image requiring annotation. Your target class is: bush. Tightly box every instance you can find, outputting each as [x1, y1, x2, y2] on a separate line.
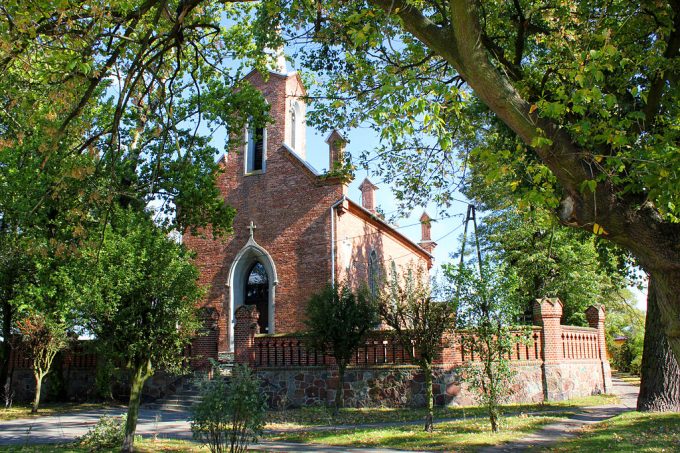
[191, 365, 266, 453]
[76, 415, 126, 451]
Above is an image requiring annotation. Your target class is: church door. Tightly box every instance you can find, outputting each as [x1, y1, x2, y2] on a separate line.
[245, 262, 269, 333]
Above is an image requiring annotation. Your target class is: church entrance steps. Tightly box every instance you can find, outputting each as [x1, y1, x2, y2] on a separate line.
[143, 375, 206, 413]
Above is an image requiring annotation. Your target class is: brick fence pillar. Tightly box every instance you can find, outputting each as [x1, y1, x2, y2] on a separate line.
[234, 305, 259, 366]
[534, 297, 564, 401]
[586, 305, 613, 393]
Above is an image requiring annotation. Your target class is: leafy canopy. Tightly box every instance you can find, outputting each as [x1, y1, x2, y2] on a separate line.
[266, 0, 679, 221]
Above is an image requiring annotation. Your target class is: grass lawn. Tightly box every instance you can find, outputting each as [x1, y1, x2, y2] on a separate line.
[265, 393, 619, 430]
[0, 439, 207, 453]
[269, 414, 569, 451]
[542, 411, 680, 452]
[0, 402, 119, 421]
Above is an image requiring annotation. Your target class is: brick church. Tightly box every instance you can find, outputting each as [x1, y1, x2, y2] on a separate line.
[183, 61, 435, 362]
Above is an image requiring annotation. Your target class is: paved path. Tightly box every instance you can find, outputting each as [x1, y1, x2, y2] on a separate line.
[478, 374, 639, 452]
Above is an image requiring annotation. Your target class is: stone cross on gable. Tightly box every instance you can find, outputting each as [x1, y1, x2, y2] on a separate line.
[247, 221, 256, 240]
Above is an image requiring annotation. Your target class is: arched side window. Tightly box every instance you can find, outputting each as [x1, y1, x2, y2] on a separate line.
[245, 121, 266, 173]
[368, 250, 380, 299]
[289, 101, 302, 151]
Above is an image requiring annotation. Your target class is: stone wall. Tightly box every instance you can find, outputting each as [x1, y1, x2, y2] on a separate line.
[5, 341, 187, 404]
[255, 359, 605, 409]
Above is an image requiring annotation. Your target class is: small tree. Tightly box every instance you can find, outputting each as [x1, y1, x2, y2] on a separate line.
[378, 263, 456, 432]
[447, 262, 527, 432]
[191, 365, 267, 453]
[87, 209, 202, 453]
[15, 313, 68, 412]
[304, 283, 379, 414]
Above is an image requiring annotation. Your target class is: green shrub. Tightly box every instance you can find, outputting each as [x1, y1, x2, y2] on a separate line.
[76, 414, 126, 451]
[611, 331, 644, 376]
[191, 365, 267, 453]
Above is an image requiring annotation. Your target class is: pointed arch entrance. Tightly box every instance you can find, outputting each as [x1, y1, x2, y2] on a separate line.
[227, 237, 277, 352]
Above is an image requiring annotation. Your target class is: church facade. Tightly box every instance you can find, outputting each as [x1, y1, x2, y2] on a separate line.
[183, 66, 434, 362]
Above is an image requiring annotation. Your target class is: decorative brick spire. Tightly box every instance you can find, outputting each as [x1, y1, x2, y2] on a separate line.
[358, 177, 378, 214]
[418, 211, 436, 254]
[325, 129, 347, 171]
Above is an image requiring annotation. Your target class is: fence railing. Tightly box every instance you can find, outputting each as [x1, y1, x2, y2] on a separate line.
[5, 341, 98, 370]
[252, 333, 414, 368]
[235, 299, 608, 369]
[561, 326, 600, 360]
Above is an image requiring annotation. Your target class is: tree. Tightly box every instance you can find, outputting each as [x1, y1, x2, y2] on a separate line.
[605, 290, 645, 375]
[378, 264, 455, 432]
[0, 0, 277, 400]
[304, 284, 379, 414]
[265, 0, 680, 365]
[86, 209, 202, 453]
[447, 263, 526, 432]
[474, 208, 627, 325]
[638, 276, 680, 412]
[15, 313, 68, 413]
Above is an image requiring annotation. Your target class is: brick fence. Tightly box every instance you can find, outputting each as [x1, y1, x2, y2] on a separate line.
[234, 298, 613, 408]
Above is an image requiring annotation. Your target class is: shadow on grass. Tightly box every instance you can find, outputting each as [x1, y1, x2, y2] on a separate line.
[264, 394, 618, 430]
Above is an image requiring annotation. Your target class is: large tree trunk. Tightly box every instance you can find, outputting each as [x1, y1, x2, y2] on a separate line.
[650, 268, 680, 371]
[121, 360, 152, 453]
[638, 276, 680, 412]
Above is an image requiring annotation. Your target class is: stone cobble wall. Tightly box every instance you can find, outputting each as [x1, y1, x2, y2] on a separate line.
[256, 366, 460, 409]
[254, 360, 602, 409]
